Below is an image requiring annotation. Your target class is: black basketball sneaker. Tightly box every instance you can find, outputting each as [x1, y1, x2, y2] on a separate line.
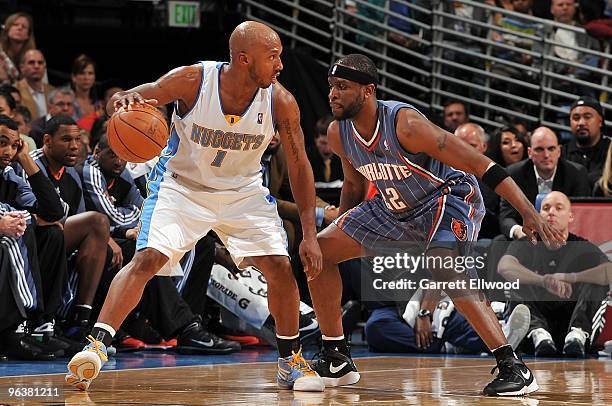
[311, 347, 360, 387]
[483, 354, 539, 396]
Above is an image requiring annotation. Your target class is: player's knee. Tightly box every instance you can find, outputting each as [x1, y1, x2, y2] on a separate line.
[88, 212, 111, 239]
[129, 249, 168, 278]
[258, 255, 293, 285]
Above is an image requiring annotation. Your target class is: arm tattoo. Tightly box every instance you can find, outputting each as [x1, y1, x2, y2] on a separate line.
[436, 132, 448, 151]
[280, 119, 300, 158]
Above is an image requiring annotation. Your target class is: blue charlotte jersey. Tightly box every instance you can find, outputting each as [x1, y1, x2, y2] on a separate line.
[338, 100, 483, 220]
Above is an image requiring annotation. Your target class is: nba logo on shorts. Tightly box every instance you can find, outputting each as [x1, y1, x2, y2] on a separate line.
[257, 113, 263, 124]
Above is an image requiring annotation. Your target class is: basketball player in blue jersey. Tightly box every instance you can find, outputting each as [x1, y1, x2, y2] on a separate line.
[66, 21, 326, 392]
[306, 54, 566, 396]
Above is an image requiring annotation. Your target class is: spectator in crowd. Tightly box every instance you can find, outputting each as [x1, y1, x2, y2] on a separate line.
[562, 96, 611, 188]
[0, 91, 15, 117]
[29, 87, 75, 148]
[593, 143, 612, 196]
[70, 54, 101, 123]
[262, 132, 337, 254]
[77, 133, 240, 353]
[0, 12, 35, 84]
[31, 114, 111, 340]
[500, 127, 590, 239]
[364, 286, 531, 354]
[0, 84, 22, 106]
[498, 191, 610, 356]
[13, 105, 32, 136]
[307, 115, 343, 206]
[15, 49, 54, 120]
[548, 0, 601, 97]
[490, 0, 541, 113]
[486, 126, 528, 167]
[0, 115, 73, 359]
[442, 100, 469, 133]
[455, 123, 501, 239]
[0, 91, 36, 150]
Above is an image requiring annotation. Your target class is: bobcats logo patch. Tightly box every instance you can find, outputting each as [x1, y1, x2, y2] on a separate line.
[451, 218, 468, 241]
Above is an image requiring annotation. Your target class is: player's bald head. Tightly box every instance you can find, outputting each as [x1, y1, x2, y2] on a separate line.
[454, 123, 487, 153]
[229, 21, 281, 62]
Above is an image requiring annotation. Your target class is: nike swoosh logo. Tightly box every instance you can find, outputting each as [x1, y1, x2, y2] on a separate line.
[520, 369, 531, 380]
[299, 318, 319, 332]
[192, 339, 214, 347]
[330, 362, 347, 374]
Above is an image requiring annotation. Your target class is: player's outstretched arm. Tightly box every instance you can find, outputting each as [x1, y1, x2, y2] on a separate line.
[327, 120, 368, 215]
[106, 64, 203, 116]
[274, 84, 322, 273]
[395, 108, 565, 245]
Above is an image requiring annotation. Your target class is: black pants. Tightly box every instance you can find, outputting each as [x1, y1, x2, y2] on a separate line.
[94, 237, 196, 339]
[179, 235, 215, 316]
[140, 276, 195, 339]
[33, 225, 67, 321]
[0, 243, 22, 333]
[569, 283, 609, 335]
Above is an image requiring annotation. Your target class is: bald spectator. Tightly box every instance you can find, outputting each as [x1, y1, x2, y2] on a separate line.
[443, 100, 468, 133]
[14, 49, 54, 120]
[455, 123, 500, 239]
[500, 127, 590, 240]
[498, 192, 609, 357]
[562, 97, 611, 188]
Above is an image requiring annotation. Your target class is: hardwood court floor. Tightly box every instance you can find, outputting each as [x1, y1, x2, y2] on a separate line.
[0, 356, 610, 405]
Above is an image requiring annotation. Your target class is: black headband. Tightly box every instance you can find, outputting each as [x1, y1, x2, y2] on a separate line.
[328, 64, 377, 86]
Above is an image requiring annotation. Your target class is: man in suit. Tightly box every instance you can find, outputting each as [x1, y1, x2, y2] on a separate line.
[14, 50, 54, 120]
[500, 126, 590, 239]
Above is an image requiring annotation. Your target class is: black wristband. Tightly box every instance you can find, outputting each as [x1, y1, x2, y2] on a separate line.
[482, 163, 509, 190]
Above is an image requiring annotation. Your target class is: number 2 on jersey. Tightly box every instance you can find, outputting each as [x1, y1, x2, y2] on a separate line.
[210, 150, 227, 167]
[383, 187, 408, 211]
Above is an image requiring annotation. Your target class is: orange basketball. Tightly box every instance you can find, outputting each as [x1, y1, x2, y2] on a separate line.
[107, 103, 169, 163]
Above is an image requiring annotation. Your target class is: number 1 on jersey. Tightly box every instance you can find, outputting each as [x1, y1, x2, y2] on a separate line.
[210, 150, 227, 167]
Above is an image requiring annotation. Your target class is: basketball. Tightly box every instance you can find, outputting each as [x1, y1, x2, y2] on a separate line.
[107, 103, 169, 163]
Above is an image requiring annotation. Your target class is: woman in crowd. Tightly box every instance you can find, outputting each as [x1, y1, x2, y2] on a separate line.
[71, 54, 101, 122]
[0, 12, 36, 84]
[486, 126, 528, 167]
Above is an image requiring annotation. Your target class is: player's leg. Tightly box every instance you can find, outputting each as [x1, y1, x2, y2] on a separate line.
[216, 193, 323, 392]
[63, 212, 111, 328]
[65, 248, 169, 390]
[307, 224, 363, 387]
[66, 177, 213, 390]
[427, 246, 538, 396]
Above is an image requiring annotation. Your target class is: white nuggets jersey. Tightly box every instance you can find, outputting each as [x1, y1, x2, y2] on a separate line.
[165, 61, 275, 191]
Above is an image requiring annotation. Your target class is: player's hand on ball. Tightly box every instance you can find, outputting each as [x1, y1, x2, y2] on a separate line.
[110, 91, 158, 115]
[300, 238, 323, 281]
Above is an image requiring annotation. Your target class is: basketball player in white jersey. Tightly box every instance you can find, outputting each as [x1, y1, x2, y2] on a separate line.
[66, 21, 325, 392]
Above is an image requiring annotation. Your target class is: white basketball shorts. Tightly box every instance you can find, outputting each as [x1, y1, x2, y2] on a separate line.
[136, 174, 289, 276]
